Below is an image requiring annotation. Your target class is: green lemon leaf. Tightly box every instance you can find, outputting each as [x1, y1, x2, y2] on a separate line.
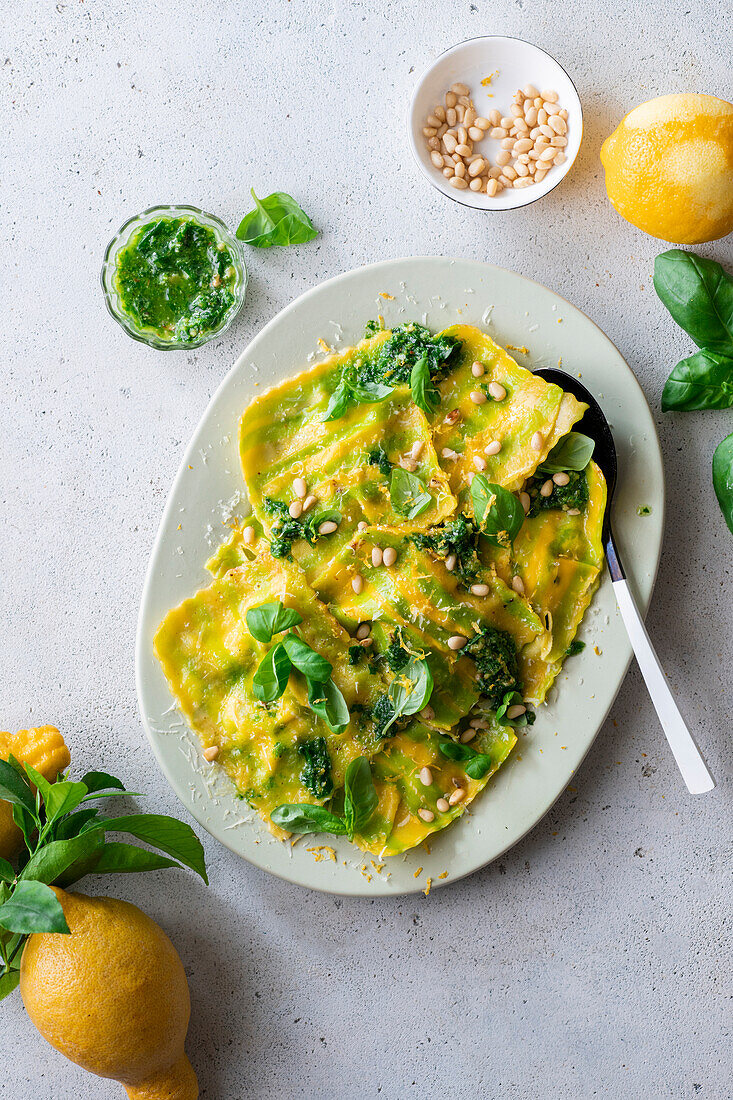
[21, 762, 55, 806]
[53, 807, 102, 841]
[307, 679, 350, 735]
[0, 759, 35, 813]
[0, 881, 70, 934]
[0, 970, 21, 1001]
[0, 858, 14, 883]
[252, 641, 292, 703]
[653, 249, 733, 357]
[101, 814, 208, 883]
[713, 431, 733, 534]
[538, 432, 595, 473]
[343, 757, 378, 838]
[471, 476, 524, 548]
[78, 771, 127, 794]
[661, 351, 733, 411]
[389, 467, 432, 520]
[410, 352, 440, 416]
[236, 189, 318, 248]
[11, 804, 36, 851]
[85, 843, 182, 876]
[281, 634, 332, 681]
[246, 600, 303, 643]
[270, 804, 348, 835]
[19, 831, 105, 886]
[44, 781, 89, 823]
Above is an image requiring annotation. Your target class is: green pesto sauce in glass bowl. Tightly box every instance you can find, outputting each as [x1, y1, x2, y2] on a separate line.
[113, 216, 239, 344]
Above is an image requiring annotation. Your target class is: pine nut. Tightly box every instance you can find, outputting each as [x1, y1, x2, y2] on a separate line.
[470, 390, 487, 405]
[469, 178, 482, 191]
[383, 547, 398, 567]
[448, 788, 465, 805]
[419, 766, 433, 787]
[243, 525, 255, 545]
[542, 89, 559, 102]
[420, 705, 435, 720]
[506, 704, 526, 720]
[533, 96, 543, 108]
[443, 154, 455, 167]
[428, 138, 440, 152]
[423, 127, 437, 138]
[445, 553, 457, 571]
[292, 477, 307, 499]
[467, 363, 483, 382]
[484, 439, 502, 455]
[410, 440, 424, 460]
[371, 546, 383, 567]
[451, 82, 470, 96]
[434, 105, 446, 122]
[436, 797, 450, 812]
[289, 500, 303, 518]
[448, 635, 468, 651]
[559, 108, 568, 121]
[511, 575, 525, 595]
[513, 117, 529, 133]
[473, 455, 487, 472]
[489, 108, 502, 126]
[467, 158, 485, 178]
[537, 108, 548, 125]
[528, 162, 537, 175]
[503, 165, 518, 181]
[436, 123, 448, 138]
[500, 116, 513, 129]
[470, 716, 488, 728]
[510, 103, 522, 118]
[360, 638, 373, 649]
[490, 127, 508, 139]
[442, 447, 458, 460]
[496, 149, 511, 167]
[455, 143, 473, 157]
[554, 152, 566, 165]
[539, 123, 554, 138]
[454, 161, 467, 178]
[531, 431, 544, 451]
[549, 114, 566, 134]
[455, 107, 465, 125]
[456, 126, 467, 145]
[551, 135, 567, 147]
[513, 138, 533, 154]
[427, 114, 442, 129]
[443, 167, 454, 178]
[567, 507, 581, 515]
[399, 456, 417, 472]
[475, 116, 491, 130]
[352, 575, 364, 595]
[430, 150, 443, 168]
[464, 107, 476, 127]
[517, 153, 530, 165]
[354, 622, 369, 640]
[553, 472, 570, 486]
[357, 521, 368, 531]
[515, 162, 529, 177]
[470, 583, 490, 596]
[450, 176, 468, 190]
[488, 381, 507, 400]
[540, 479, 554, 497]
[203, 745, 219, 761]
[534, 168, 548, 183]
[460, 728, 477, 743]
[418, 808, 435, 823]
[443, 132, 458, 153]
[523, 83, 540, 99]
[468, 126, 483, 141]
[539, 147, 556, 161]
[445, 91, 457, 108]
[488, 166, 502, 179]
[525, 106, 538, 126]
[318, 520, 338, 535]
[446, 107, 457, 127]
[514, 177, 534, 188]
[520, 492, 530, 513]
[529, 126, 542, 139]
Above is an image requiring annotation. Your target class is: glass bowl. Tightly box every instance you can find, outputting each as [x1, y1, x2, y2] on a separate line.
[101, 204, 248, 350]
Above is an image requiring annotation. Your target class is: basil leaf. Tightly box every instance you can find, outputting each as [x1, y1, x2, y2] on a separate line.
[236, 189, 318, 248]
[0, 970, 20, 1001]
[383, 656, 434, 735]
[661, 351, 733, 411]
[0, 858, 14, 883]
[269, 804, 348, 835]
[85, 843, 181, 876]
[19, 831, 104, 886]
[252, 642, 292, 703]
[471, 476, 524, 548]
[0, 759, 35, 813]
[465, 753, 494, 780]
[653, 250, 733, 357]
[281, 634, 332, 681]
[44, 781, 89, 823]
[101, 814, 208, 883]
[389, 467, 432, 520]
[343, 756, 378, 838]
[0, 881, 69, 934]
[410, 352, 440, 416]
[438, 739, 493, 779]
[307, 679, 350, 735]
[713, 431, 733, 534]
[323, 378, 354, 422]
[246, 600, 303, 643]
[538, 432, 595, 473]
[77, 771, 126, 795]
[495, 690, 533, 727]
[350, 380, 395, 402]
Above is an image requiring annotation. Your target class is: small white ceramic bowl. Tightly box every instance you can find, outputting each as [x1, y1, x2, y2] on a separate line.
[409, 36, 583, 211]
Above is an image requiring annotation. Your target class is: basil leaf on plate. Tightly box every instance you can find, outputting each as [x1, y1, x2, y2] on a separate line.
[281, 634, 332, 682]
[307, 678, 350, 735]
[410, 352, 440, 416]
[323, 377, 354, 422]
[236, 189, 318, 249]
[713, 432, 733, 534]
[0, 881, 70, 935]
[252, 641, 292, 703]
[382, 656, 434, 735]
[653, 249, 733, 357]
[470, 475, 523, 548]
[438, 738, 493, 780]
[661, 351, 733, 411]
[538, 432, 595, 473]
[246, 599, 303, 643]
[343, 756, 378, 838]
[389, 467, 432, 520]
[269, 804, 348, 835]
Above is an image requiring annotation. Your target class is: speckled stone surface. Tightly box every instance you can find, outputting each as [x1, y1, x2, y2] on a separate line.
[1, 2, 731, 1097]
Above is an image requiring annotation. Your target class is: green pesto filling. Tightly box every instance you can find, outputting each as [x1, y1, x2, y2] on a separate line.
[464, 625, 520, 710]
[357, 322, 461, 388]
[527, 468, 589, 517]
[299, 737, 333, 799]
[410, 514, 482, 585]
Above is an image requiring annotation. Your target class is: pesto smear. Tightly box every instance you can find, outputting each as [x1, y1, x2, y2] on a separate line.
[115, 217, 238, 343]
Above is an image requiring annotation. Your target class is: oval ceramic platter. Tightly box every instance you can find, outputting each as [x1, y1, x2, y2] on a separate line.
[136, 257, 665, 896]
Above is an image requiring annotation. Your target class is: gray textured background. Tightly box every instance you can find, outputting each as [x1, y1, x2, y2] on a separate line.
[1, 1, 731, 1097]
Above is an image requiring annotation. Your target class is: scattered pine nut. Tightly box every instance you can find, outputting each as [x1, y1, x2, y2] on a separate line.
[553, 472, 570, 486]
[436, 797, 450, 812]
[203, 746, 219, 761]
[289, 500, 303, 519]
[488, 381, 507, 401]
[419, 766, 433, 787]
[318, 520, 338, 535]
[470, 390, 487, 405]
[356, 622, 371, 639]
[243, 525, 255, 545]
[448, 635, 468, 651]
[371, 546, 383, 567]
[351, 575, 364, 595]
[470, 583, 490, 597]
[511, 575, 525, 595]
[520, 491, 531, 514]
[485, 439, 502, 455]
[445, 553, 457, 571]
[506, 704, 527, 719]
[531, 431, 544, 452]
[418, 808, 435, 823]
[382, 546, 398, 567]
[448, 788, 465, 805]
[473, 455, 487, 472]
[302, 494, 317, 512]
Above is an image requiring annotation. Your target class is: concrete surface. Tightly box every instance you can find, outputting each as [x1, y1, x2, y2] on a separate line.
[1, 1, 731, 1097]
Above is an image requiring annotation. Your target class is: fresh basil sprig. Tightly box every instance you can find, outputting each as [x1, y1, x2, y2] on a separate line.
[438, 738, 494, 780]
[470, 475, 524, 548]
[653, 250, 733, 534]
[236, 189, 317, 248]
[537, 432, 595, 474]
[389, 467, 432, 520]
[0, 760, 207, 1000]
[270, 756, 378, 839]
[323, 365, 393, 422]
[495, 690, 535, 728]
[382, 656, 434, 736]
[246, 600, 303, 643]
[410, 352, 440, 416]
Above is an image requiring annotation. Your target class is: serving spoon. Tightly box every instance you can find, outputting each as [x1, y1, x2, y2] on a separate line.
[534, 368, 715, 794]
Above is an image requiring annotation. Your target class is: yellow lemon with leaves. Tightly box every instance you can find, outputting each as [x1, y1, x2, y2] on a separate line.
[20, 888, 198, 1099]
[600, 93, 733, 244]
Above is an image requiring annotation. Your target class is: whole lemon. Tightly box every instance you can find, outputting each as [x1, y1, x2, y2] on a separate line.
[600, 93, 733, 244]
[20, 889, 198, 1099]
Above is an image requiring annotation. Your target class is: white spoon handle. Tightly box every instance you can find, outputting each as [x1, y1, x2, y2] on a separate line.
[612, 578, 715, 794]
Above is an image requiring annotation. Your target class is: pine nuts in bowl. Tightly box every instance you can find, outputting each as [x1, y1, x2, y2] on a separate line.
[409, 36, 583, 210]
